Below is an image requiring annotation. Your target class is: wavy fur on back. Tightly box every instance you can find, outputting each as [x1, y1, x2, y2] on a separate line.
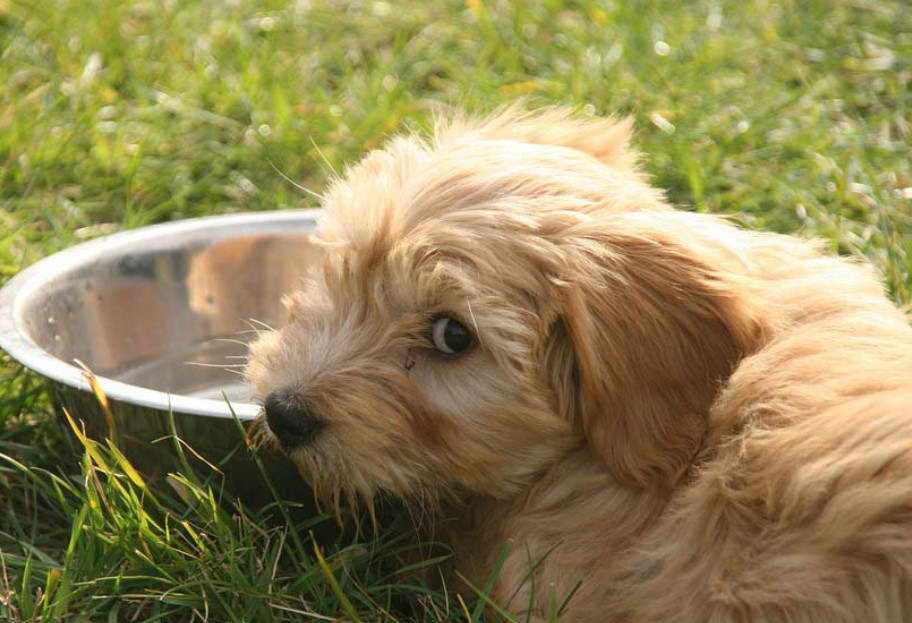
[247, 106, 912, 622]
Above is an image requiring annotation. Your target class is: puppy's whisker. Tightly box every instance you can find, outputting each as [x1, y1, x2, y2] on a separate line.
[466, 298, 483, 348]
[309, 136, 339, 178]
[267, 157, 324, 201]
[236, 329, 268, 337]
[213, 338, 250, 347]
[185, 362, 247, 377]
[185, 361, 246, 368]
[246, 318, 276, 332]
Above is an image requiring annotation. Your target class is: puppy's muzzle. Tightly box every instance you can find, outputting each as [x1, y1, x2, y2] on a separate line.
[263, 388, 324, 449]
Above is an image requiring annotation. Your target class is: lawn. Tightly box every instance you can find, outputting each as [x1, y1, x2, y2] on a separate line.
[1, 0, 910, 620]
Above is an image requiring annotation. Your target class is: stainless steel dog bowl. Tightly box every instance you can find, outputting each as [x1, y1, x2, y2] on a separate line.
[0, 210, 322, 507]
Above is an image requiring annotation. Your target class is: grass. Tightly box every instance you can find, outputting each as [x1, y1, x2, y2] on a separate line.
[1, 0, 910, 620]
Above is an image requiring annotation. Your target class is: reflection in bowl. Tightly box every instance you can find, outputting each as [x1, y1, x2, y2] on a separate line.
[0, 210, 322, 507]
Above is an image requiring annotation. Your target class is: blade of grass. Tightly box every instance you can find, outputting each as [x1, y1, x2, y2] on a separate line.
[312, 539, 363, 623]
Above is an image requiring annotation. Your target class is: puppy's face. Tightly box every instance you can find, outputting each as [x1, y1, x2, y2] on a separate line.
[246, 224, 574, 504]
[247, 109, 762, 506]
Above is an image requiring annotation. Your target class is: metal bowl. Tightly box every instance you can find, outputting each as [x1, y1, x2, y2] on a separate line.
[0, 210, 322, 508]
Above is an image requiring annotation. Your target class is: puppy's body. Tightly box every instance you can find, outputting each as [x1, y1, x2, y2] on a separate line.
[247, 108, 912, 622]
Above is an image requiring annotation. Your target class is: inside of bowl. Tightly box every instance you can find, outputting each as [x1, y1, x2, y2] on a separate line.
[22, 233, 320, 401]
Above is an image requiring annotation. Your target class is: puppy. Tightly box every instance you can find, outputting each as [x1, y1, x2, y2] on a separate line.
[246, 107, 912, 622]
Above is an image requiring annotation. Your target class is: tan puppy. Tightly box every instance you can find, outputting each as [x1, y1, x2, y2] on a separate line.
[246, 107, 912, 622]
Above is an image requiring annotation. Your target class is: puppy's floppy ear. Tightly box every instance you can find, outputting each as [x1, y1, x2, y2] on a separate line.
[446, 105, 640, 173]
[544, 212, 767, 488]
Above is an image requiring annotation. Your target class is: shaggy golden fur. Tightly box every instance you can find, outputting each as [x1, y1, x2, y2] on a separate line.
[246, 106, 912, 622]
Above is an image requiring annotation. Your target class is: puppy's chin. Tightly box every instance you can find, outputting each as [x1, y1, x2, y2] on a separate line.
[250, 395, 576, 520]
[247, 415, 277, 453]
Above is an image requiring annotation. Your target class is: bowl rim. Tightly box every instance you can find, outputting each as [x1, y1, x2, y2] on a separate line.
[0, 209, 322, 420]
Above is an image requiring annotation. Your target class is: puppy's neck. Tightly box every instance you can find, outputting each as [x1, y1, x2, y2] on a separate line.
[440, 447, 671, 596]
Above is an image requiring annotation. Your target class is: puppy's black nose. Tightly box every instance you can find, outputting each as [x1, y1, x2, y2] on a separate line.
[263, 388, 323, 449]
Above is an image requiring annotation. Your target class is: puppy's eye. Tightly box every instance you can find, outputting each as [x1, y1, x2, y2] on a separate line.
[431, 316, 474, 356]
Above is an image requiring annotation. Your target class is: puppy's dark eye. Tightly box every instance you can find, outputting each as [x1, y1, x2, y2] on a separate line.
[431, 316, 474, 356]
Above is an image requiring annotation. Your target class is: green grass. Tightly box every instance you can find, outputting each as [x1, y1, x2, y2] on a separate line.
[1, 0, 910, 620]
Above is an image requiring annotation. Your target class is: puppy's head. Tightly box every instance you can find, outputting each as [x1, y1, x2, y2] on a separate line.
[246, 107, 766, 510]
